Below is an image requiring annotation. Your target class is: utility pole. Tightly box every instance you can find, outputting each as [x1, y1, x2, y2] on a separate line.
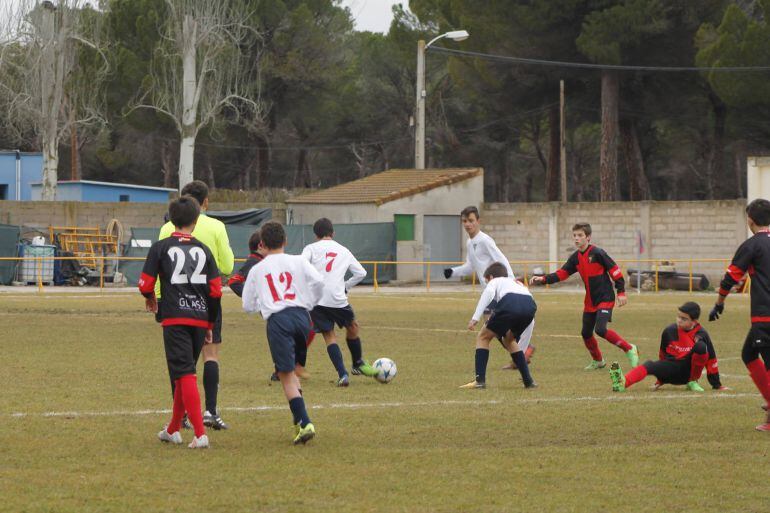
[414, 40, 426, 170]
[560, 80, 567, 203]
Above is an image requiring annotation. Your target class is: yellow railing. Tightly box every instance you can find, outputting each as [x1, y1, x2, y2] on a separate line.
[0, 256, 743, 294]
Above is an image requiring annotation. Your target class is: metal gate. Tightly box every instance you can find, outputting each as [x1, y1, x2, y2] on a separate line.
[423, 215, 461, 281]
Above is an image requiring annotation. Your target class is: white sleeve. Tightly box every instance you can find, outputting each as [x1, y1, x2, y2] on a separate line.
[344, 252, 367, 291]
[472, 283, 496, 322]
[451, 250, 473, 277]
[301, 245, 312, 262]
[304, 259, 325, 307]
[241, 266, 260, 314]
[485, 238, 514, 279]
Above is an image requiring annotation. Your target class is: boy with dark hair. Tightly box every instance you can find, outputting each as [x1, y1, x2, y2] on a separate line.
[530, 223, 638, 370]
[709, 198, 770, 431]
[140, 196, 222, 449]
[609, 302, 724, 392]
[444, 206, 536, 368]
[157, 180, 234, 430]
[461, 262, 537, 389]
[301, 218, 375, 386]
[242, 222, 324, 444]
[229, 230, 314, 380]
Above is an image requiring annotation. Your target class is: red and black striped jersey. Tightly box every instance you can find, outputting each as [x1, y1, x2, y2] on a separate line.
[227, 253, 264, 297]
[719, 230, 770, 323]
[543, 245, 625, 312]
[659, 322, 723, 388]
[138, 232, 222, 329]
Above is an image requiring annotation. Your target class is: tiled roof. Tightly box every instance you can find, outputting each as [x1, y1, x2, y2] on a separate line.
[286, 168, 482, 205]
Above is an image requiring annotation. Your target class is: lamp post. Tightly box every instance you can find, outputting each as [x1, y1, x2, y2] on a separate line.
[414, 30, 469, 169]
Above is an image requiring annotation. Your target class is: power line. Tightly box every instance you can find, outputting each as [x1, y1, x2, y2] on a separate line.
[428, 46, 770, 72]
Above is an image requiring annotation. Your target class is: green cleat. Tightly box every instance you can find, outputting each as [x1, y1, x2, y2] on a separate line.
[609, 362, 626, 392]
[293, 423, 316, 445]
[352, 361, 379, 378]
[625, 344, 639, 368]
[584, 360, 606, 371]
[686, 380, 705, 392]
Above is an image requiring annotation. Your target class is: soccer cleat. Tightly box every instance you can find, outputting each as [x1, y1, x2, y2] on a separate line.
[756, 423, 770, 432]
[188, 434, 209, 449]
[652, 380, 664, 391]
[351, 361, 379, 377]
[626, 344, 639, 368]
[762, 403, 769, 412]
[584, 360, 606, 371]
[182, 414, 193, 430]
[459, 380, 486, 389]
[293, 423, 316, 445]
[609, 362, 625, 392]
[158, 428, 183, 444]
[336, 374, 350, 387]
[686, 381, 705, 392]
[523, 380, 538, 389]
[270, 372, 280, 382]
[203, 410, 229, 430]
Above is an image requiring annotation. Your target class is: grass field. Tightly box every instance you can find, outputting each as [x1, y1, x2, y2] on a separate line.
[2, 288, 768, 513]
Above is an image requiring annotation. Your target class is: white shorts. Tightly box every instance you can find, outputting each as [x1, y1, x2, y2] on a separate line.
[516, 320, 534, 351]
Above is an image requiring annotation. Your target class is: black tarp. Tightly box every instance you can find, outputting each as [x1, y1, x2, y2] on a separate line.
[162, 208, 272, 226]
[0, 223, 20, 284]
[122, 222, 396, 286]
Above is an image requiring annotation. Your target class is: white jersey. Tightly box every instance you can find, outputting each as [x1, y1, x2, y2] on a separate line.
[301, 239, 366, 308]
[472, 277, 532, 322]
[451, 231, 514, 284]
[242, 253, 324, 319]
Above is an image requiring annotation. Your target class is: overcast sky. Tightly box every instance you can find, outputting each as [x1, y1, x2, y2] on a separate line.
[340, 0, 410, 33]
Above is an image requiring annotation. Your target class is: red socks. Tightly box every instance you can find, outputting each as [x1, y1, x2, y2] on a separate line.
[746, 359, 770, 406]
[624, 365, 648, 388]
[689, 352, 708, 382]
[167, 374, 206, 438]
[604, 330, 633, 352]
[583, 336, 603, 361]
[707, 357, 720, 376]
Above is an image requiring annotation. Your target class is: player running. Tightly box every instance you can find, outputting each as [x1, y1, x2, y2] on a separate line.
[301, 218, 377, 386]
[530, 222, 639, 370]
[709, 198, 770, 431]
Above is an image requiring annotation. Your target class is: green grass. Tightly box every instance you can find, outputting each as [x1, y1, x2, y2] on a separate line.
[1, 290, 767, 513]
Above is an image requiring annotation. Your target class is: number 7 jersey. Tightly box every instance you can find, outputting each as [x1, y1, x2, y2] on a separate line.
[241, 253, 325, 319]
[138, 232, 222, 328]
[301, 239, 367, 308]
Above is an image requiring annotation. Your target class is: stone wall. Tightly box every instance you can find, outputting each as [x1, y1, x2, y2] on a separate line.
[0, 200, 285, 243]
[483, 200, 747, 284]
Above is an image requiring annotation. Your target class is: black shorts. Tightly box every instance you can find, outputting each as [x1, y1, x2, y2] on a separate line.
[310, 305, 355, 333]
[483, 299, 498, 316]
[485, 294, 537, 340]
[163, 325, 205, 381]
[267, 307, 312, 373]
[212, 309, 223, 344]
[746, 324, 770, 349]
[643, 358, 690, 385]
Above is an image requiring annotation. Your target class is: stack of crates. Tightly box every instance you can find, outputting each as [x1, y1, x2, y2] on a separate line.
[17, 244, 56, 285]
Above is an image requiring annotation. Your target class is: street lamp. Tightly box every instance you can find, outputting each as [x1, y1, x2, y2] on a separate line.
[414, 30, 469, 169]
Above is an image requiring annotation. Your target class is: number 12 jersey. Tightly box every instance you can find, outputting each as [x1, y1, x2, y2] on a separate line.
[241, 253, 324, 319]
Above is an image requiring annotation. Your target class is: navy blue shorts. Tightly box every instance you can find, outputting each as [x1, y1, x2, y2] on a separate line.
[163, 325, 205, 381]
[267, 307, 312, 373]
[483, 299, 498, 316]
[310, 305, 355, 333]
[485, 294, 537, 340]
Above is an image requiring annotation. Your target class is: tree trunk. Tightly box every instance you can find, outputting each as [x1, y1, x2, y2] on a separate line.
[205, 151, 216, 190]
[39, 3, 65, 200]
[620, 118, 650, 200]
[178, 14, 198, 191]
[161, 140, 176, 188]
[295, 148, 311, 188]
[546, 105, 560, 201]
[733, 141, 745, 198]
[600, 71, 619, 201]
[255, 134, 270, 188]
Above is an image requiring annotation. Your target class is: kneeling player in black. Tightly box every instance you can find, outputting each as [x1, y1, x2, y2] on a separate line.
[139, 196, 222, 449]
[609, 302, 723, 393]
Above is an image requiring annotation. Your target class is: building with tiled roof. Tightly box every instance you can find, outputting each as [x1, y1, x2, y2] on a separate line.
[286, 168, 483, 282]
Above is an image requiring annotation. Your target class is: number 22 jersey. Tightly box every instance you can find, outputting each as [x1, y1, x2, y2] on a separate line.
[241, 253, 324, 319]
[138, 232, 222, 328]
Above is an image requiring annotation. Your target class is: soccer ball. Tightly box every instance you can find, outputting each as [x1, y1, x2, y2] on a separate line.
[373, 357, 397, 384]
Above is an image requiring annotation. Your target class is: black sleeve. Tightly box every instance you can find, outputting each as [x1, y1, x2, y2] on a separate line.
[204, 246, 222, 326]
[697, 329, 723, 389]
[719, 240, 752, 297]
[544, 252, 578, 284]
[659, 326, 674, 360]
[227, 259, 255, 298]
[596, 248, 625, 294]
[138, 242, 162, 298]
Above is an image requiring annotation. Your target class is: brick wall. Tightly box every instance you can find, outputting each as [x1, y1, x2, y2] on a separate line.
[0, 200, 285, 243]
[483, 200, 747, 284]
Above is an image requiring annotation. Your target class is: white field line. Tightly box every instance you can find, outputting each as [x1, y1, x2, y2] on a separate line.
[4, 392, 761, 420]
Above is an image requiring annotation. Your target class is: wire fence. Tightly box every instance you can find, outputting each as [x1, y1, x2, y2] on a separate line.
[0, 256, 744, 295]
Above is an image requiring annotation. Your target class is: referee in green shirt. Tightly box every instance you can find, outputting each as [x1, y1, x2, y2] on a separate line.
[157, 180, 234, 429]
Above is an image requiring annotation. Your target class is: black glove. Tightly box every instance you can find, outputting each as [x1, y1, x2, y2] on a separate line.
[708, 303, 724, 322]
[443, 268, 453, 279]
